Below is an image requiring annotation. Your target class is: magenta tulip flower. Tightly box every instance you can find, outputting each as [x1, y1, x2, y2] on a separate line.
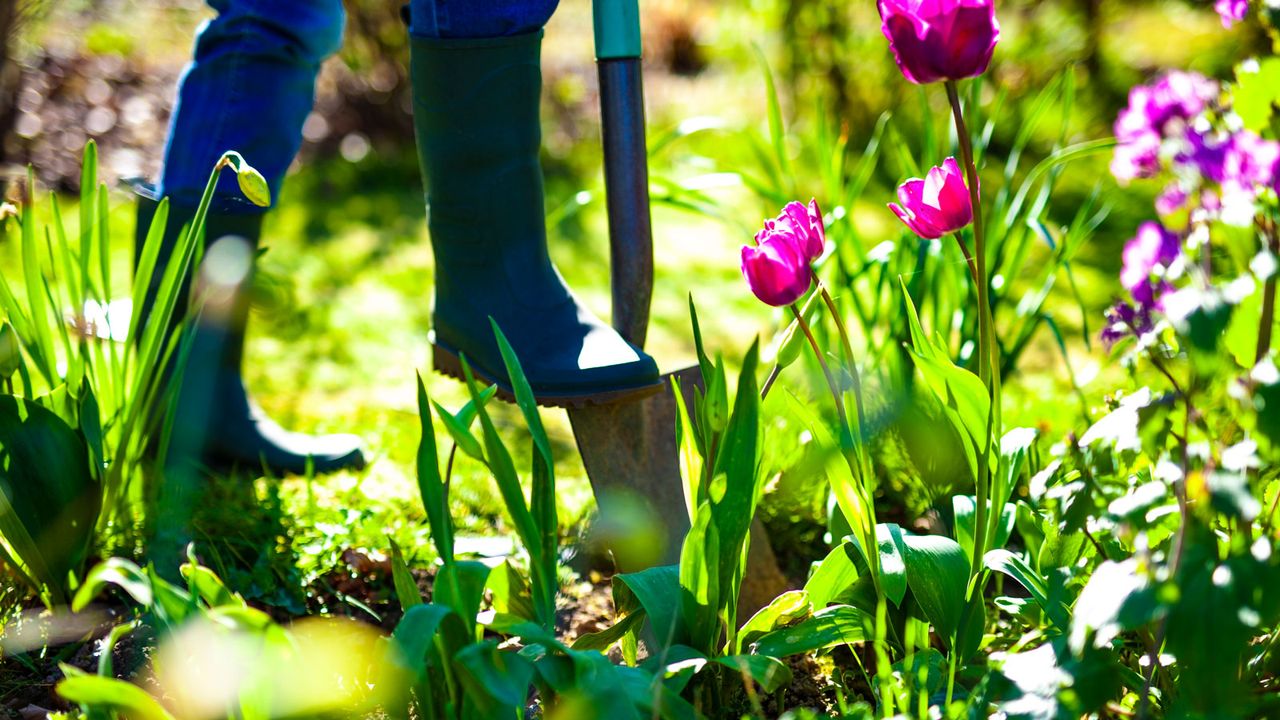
[888, 157, 974, 239]
[756, 199, 827, 263]
[741, 234, 812, 307]
[877, 0, 1001, 85]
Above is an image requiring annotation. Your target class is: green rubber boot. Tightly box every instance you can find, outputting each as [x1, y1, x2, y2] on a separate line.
[133, 185, 366, 475]
[410, 31, 661, 407]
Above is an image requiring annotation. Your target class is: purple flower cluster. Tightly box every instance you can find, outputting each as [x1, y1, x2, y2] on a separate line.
[1102, 222, 1182, 348]
[1111, 72, 1219, 183]
[1215, 0, 1249, 28]
[1111, 71, 1280, 222]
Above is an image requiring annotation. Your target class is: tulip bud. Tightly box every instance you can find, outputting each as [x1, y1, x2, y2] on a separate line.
[0, 322, 20, 379]
[888, 157, 973, 239]
[878, 0, 1000, 85]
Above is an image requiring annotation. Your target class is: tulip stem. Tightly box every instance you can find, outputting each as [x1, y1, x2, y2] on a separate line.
[945, 80, 1002, 582]
[789, 302, 848, 435]
[816, 280, 868, 435]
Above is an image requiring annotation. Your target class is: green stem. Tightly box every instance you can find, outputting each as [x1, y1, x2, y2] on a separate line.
[946, 80, 1001, 581]
[1257, 219, 1277, 364]
[790, 302, 882, 589]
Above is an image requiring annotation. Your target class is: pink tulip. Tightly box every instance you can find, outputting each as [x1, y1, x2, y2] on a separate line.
[741, 234, 813, 307]
[878, 0, 1001, 85]
[755, 199, 827, 263]
[888, 157, 974, 239]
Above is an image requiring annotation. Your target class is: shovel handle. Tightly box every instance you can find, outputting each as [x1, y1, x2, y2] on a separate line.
[593, 0, 653, 349]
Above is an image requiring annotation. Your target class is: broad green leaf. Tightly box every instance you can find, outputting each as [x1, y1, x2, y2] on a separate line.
[434, 559, 492, 639]
[901, 533, 970, 644]
[614, 564, 686, 650]
[900, 279, 992, 481]
[0, 395, 99, 604]
[877, 523, 909, 607]
[454, 639, 536, 713]
[57, 672, 175, 720]
[486, 559, 535, 622]
[751, 605, 868, 657]
[953, 496, 1016, 557]
[571, 607, 647, 652]
[179, 561, 242, 609]
[804, 542, 861, 610]
[680, 501, 721, 653]
[73, 557, 152, 611]
[391, 603, 458, 675]
[737, 590, 811, 653]
[1069, 559, 1155, 654]
[984, 549, 1069, 630]
[716, 654, 793, 693]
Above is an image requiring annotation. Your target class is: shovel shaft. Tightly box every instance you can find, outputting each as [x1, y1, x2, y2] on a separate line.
[597, 57, 653, 349]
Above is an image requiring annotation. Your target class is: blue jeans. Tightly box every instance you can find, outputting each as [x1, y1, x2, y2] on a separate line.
[158, 0, 559, 207]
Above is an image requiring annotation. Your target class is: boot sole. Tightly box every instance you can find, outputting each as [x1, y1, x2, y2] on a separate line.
[431, 340, 664, 409]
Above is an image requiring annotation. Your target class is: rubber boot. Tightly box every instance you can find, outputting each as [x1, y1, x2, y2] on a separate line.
[410, 31, 661, 407]
[133, 184, 366, 475]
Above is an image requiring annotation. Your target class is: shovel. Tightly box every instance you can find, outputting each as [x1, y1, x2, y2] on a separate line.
[570, 0, 787, 612]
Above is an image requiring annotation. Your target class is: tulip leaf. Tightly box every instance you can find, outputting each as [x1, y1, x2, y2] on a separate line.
[0, 394, 99, 605]
[716, 654, 793, 693]
[751, 605, 868, 657]
[901, 533, 970, 645]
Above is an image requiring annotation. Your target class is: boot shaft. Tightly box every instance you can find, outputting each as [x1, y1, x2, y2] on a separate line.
[409, 31, 561, 311]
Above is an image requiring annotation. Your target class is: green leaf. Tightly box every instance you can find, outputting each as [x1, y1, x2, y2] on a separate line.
[804, 542, 861, 610]
[901, 533, 970, 645]
[73, 558, 152, 611]
[391, 603, 456, 673]
[1069, 559, 1155, 654]
[453, 639, 536, 713]
[876, 523, 909, 607]
[716, 654, 793, 693]
[57, 673, 175, 720]
[953, 496, 1016, 557]
[984, 549, 1068, 630]
[737, 590, 811, 653]
[432, 398, 485, 463]
[179, 561, 242, 609]
[1233, 58, 1280, 132]
[900, 279, 992, 481]
[0, 395, 99, 604]
[388, 537, 423, 610]
[434, 559, 492, 639]
[679, 501, 721, 653]
[571, 607, 647, 652]
[751, 605, 868, 657]
[416, 374, 454, 562]
[614, 564, 686, 650]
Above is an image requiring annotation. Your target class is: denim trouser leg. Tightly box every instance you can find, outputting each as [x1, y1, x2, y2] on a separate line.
[158, 0, 346, 208]
[160, 0, 561, 207]
[408, 0, 560, 39]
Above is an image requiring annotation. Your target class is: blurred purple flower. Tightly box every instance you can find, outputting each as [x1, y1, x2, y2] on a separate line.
[742, 233, 813, 307]
[1121, 222, 1181, 306]
[877, 0, 1000, 85]
[888, 157, 974, 239]
[1215, 0, 1248, 28]
[1101, 300, 1155, 349]
[1155, 184, 1188, 217]
[756, 199, 827, 263]
[1222, 131, 1280, 196]
[1112, 72, 1219, 184]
